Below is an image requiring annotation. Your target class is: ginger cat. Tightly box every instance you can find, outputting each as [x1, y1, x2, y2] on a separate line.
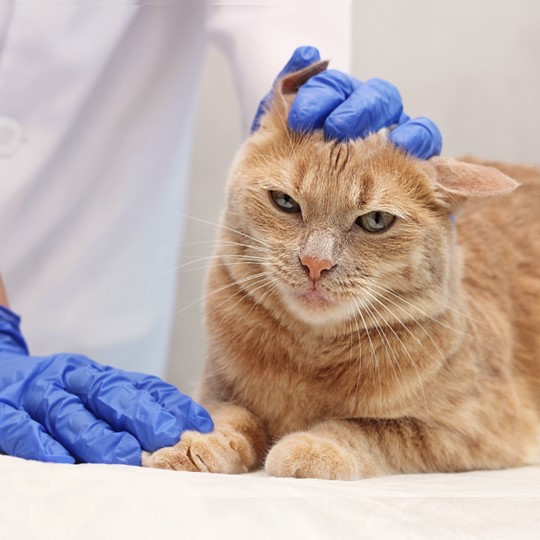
[144, 62, 540, 479]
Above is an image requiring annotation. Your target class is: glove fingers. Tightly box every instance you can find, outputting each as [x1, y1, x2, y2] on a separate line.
[389, 116, 443, 159]
[398, 111, 411, 125]
[289, 70, 358, 133]
[64, 366, 184, 451]
[276, 45, 321, 79]
[124, 372, 214, 433]
[22, 384, 142, 465]
[0, 400, 74, 463]
[324, 78, 404, 141]
[183, 399, 215, 432]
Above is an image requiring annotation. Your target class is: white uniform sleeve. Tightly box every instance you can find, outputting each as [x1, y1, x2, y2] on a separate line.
[205, 0, 352, 133]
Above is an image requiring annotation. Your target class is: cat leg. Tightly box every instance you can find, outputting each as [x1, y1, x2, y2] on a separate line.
[142, 403, 268, 474]
[265, 417, 495, 480]
[265, 419, 383, 480]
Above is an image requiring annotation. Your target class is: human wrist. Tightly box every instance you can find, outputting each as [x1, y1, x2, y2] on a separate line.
[0, 274, 8, 307]
[0, 306, 30, 358]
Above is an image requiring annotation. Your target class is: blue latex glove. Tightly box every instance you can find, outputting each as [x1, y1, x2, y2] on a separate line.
[252, 46, 442, 160]
[0, 306, 213, 465]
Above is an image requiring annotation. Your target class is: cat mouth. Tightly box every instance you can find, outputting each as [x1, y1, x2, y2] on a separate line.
[293, 287, 333, 308]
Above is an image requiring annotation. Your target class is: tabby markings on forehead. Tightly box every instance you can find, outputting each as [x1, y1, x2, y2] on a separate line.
[329, 142, 352, 178]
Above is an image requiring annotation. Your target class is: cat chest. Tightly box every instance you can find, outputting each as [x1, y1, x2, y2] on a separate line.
[228, 347, 364, 436]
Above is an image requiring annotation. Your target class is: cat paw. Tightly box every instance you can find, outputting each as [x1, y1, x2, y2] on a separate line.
[265, 432, 359, 480]
[142, 430, 253, 474]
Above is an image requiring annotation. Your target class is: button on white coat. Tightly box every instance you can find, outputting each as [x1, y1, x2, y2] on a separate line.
[0, 117, 24, 157]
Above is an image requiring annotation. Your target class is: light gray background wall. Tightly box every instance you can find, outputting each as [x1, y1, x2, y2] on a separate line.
[166, 0, 540, 393]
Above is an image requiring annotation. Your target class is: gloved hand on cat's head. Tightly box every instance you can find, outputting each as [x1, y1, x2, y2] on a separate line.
[251, 46, 442, 160]
[0, 306, 213, 465]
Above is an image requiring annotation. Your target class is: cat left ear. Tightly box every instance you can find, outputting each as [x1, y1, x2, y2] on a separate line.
[431, 157, 520, 200]
[260, 60, 329, 130]
[278, 60, 329, 97]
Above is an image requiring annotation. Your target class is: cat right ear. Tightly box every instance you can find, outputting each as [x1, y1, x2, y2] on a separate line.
[258, 60, 329, 131]
[430, 157, 520, 204]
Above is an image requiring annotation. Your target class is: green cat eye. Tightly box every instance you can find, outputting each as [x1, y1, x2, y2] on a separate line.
[269, 191, 301, 214]
[356, 211, 396, 233]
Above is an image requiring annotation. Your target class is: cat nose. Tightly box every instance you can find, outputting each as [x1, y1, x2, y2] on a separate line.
[300, 255, 334, 282]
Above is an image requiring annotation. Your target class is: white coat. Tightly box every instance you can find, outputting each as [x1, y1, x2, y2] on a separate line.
[0, 1, 351, 376]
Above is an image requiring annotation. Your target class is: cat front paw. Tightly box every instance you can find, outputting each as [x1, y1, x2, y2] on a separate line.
[265, 432, 360, 480]
[142, 430, 254, 474]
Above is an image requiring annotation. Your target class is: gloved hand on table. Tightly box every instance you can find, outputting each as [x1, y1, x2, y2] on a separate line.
[0, 306, 213, 465]
[252, 46, 443, 160]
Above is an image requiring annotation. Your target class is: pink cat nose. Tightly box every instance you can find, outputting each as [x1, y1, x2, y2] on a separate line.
[300, 255, 334, 282]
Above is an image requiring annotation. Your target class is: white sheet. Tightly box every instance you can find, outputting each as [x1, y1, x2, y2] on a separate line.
[1, 455, 539, 539]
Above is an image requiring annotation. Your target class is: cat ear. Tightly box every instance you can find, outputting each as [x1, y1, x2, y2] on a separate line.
[278, 60, 329, 97]
[259, 60, 329, 130]
[430, 157, 520, 201]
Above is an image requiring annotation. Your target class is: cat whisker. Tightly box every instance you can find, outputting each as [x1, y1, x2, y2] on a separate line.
[364, 283, 460, 380]
[361, 288, 431, 422]
[351, 298, 384, 417]
[208, 274, 280, 332]
[348, 301, 362, 412]
[246, 280, 280, 316]
[158, 254, 269, 278]
[351, 299, 382, 414]
[177, 212, 272, 248]
[180, 260, 269, 274]
[431, 299, 484, 325]
[217, 275, 280, 316]
[215, 240, 272, 254]
[176, 271, 274, 315]
[367, 280, 472, 338]
[242, 278, 281, 317]
[181, 253, 268, 261]
[354, 295, 412, 408]
[176, 239, 272, 254]
[346, 305, 355, 405]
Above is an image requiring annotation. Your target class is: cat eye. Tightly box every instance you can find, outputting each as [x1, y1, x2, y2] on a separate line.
[355, 211, 396, 233]
[269, 191, 301, 214]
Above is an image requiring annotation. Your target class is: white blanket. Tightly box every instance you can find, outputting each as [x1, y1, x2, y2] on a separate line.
[1, 456, 539, 539]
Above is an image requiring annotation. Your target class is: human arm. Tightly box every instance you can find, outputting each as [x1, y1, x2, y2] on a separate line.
[0, 274, 8, 307]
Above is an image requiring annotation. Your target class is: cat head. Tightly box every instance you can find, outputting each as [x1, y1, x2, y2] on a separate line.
[220, 62, 519, 329]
